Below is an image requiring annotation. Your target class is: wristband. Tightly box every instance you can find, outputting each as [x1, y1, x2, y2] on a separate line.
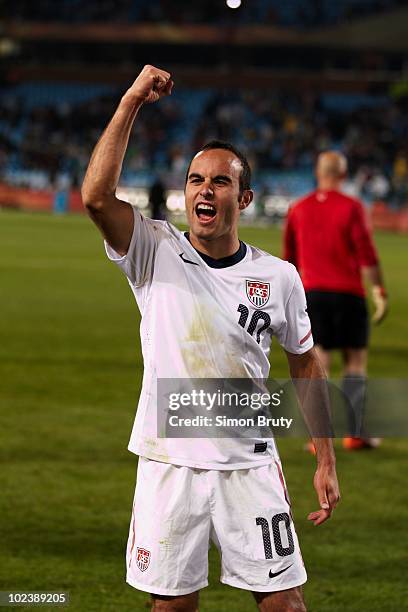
[374, 286, 387, 298]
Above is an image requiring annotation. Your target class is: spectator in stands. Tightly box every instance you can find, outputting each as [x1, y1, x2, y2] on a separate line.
[148, 176, 167, 220]
[0, 85, 406, 207]
[392, 149, 408, 208]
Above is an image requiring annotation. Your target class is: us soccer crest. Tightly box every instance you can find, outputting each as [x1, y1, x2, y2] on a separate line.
[246, 280, 270, 308]
[136, 547, 151, 572]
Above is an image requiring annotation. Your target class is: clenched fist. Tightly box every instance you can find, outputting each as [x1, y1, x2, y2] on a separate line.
[125, 65, 173, 105]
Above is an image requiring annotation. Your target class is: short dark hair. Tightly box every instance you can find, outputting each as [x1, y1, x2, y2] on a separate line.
[185, 140, 252, 194]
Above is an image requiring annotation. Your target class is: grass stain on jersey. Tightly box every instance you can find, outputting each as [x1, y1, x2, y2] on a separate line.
[181, 305, 248, 378]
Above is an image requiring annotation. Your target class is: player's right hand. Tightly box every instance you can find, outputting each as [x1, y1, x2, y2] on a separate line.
[371, 286, 388, 325]
[308, 461, 340, 526]
[126, 65, 173, 105]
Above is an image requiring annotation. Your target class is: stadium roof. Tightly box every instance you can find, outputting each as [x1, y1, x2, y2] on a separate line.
[3, 6, 408, 51]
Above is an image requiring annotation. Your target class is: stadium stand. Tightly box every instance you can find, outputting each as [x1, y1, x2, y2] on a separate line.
[1, 0, 406, 222]
[0, 82, 406, 205]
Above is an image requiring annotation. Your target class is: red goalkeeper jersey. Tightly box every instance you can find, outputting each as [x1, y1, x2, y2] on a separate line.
[283, 190, 378, 297]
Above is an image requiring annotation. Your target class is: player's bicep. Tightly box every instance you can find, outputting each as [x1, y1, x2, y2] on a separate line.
[103, 205, 161, 288]
[86, 195, 134, 256]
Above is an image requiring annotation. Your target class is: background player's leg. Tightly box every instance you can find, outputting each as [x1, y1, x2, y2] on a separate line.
[151, 592, 199, 611]
[342, 347, 367, 377]
[253, 586, 306, 611]
[342, 347, 367, 437]
[341, 348, 380, 447]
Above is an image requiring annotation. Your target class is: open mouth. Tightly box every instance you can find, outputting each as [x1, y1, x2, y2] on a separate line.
[195, 202, 217, 223]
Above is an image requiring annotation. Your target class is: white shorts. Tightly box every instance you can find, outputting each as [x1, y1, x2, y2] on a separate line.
[126, 457, 307, 596]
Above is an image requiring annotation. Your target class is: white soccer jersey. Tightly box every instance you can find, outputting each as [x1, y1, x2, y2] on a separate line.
[105, 207, 313, 469]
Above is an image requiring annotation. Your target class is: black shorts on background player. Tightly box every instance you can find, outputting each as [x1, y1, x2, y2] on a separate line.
[306, 291, 369, 350]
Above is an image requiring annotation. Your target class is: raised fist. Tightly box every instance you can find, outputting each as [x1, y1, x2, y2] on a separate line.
[127, 65, 173, 104]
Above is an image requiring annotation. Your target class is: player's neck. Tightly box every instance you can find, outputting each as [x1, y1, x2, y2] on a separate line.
[317, 179, 342, 192]
[188, 232, 240, 260]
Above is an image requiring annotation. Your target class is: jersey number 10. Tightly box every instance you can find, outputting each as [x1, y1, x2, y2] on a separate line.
[237, 305, 271, 344]
[256, 513, 295, 558]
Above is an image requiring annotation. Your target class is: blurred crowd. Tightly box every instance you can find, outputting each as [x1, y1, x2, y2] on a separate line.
[195, 91, 408, 205]
[4, 0, 403, 27]
[0, 87, 407, 206]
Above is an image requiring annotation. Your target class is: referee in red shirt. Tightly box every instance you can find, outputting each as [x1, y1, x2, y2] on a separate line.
[284, 151, 388, 450]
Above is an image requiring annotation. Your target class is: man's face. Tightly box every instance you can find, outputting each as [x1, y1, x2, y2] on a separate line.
[184, 148, 252, 242]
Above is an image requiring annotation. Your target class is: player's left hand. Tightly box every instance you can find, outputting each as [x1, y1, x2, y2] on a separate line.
[371, 286, 388, 325]
[308, 463, 340, 526]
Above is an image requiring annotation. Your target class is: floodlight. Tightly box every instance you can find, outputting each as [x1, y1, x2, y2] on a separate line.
[226, 0, 241, 9]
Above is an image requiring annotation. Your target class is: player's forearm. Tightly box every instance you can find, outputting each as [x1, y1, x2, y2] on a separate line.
[300, 356, 336, 465]
[286, 347, 325, 382]
[362, 264, 388, 324]
[312, 437, 336, 466]
[81, 94, 143, 209]
[304, 378, 336, 465]
[286, 349, 335, 462]
[362, 264, 385, 290]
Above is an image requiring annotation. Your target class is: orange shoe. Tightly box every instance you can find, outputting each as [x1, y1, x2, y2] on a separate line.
[343, 437, 382, 450]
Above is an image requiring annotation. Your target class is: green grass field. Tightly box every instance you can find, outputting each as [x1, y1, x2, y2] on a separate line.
[1, 210, 407, 611]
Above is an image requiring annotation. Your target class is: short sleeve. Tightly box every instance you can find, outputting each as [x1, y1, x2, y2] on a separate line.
[350, 202, 379, 267]
[275, 266, 313, 354]
[104, 206, 164, 287]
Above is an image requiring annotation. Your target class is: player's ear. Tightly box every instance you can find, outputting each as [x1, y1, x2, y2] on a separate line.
[238, 189, 254, 210]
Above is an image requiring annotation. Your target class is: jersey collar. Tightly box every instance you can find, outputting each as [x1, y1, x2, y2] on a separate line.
[184, 232, 247, 269]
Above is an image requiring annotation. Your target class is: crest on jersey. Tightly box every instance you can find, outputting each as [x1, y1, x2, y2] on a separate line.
[246, 280, 270, 308]
[136, 547, 151, 572]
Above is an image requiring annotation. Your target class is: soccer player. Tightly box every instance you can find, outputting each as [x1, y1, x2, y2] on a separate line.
[82, 65, 340, 612]
[284, 151, 388, 450]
